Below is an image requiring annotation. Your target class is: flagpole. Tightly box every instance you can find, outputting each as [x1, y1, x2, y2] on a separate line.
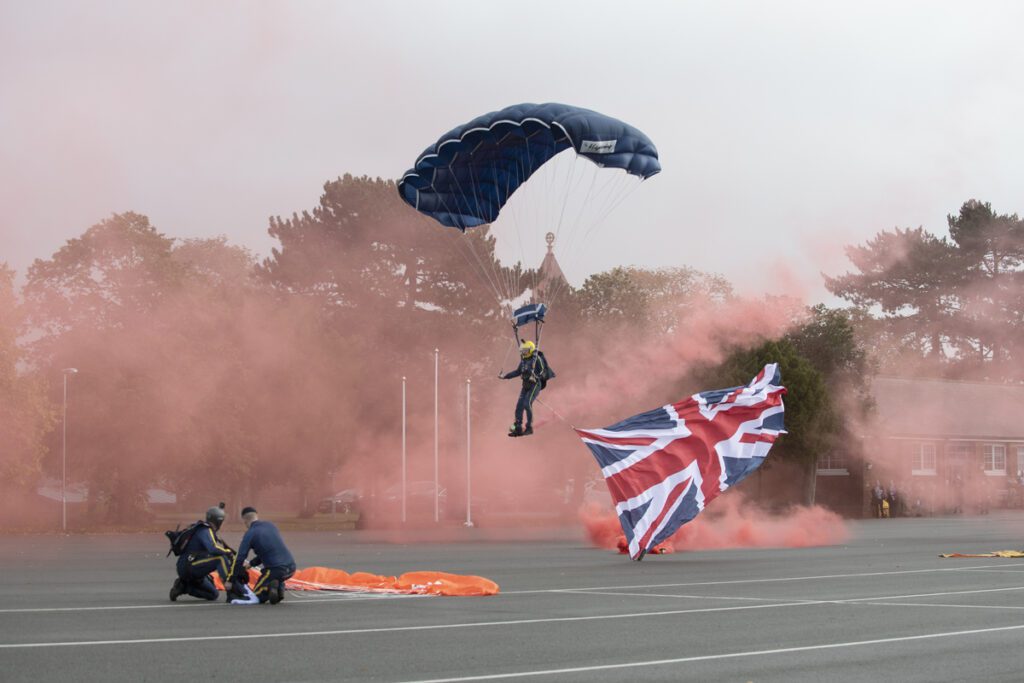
[401, 375, 407, 525]
[434, 348, 439, 524]
[465, 378, 473, 528]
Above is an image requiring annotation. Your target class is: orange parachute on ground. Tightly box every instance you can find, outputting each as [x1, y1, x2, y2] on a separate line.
[214, 566, 499, 596]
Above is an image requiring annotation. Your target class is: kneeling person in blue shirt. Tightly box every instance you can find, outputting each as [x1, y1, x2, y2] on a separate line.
[227, 506, 296, 604]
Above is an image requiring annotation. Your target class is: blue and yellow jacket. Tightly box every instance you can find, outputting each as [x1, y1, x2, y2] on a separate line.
[183, 523, 233, 558]
[503, 353, 547, 388]
[231, 520, 295, 575]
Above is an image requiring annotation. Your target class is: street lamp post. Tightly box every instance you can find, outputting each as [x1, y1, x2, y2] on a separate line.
[434, 348, 439, 524]
[401, 375, 407, 524]
[61, 368, 78, 532]
[465, 378, 473, 528]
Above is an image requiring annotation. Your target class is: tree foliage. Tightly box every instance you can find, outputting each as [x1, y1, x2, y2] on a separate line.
[0, 264, 56, 486]
[826, 199, 1024, 380]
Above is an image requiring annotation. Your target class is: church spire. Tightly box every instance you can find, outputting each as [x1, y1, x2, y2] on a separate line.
[536, 232, 567, 301]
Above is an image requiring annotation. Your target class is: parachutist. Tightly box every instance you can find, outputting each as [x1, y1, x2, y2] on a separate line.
[228, 507, 296, 605]
[499, 340, 554, 437]
[166, 504, 239, 602]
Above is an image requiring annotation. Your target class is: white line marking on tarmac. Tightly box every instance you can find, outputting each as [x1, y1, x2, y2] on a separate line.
[556, 590, 814, 604]
[391, 624, 1024, 683]
[0, 562, 1012, 614]
[0, 601, 816, 648]
[837, 585, 1024, 603]
[556, 585, 1024, 606]
[859, 601, 1024, 611]
[501, 563, 1014, 594]
[0, 593, 428, 614]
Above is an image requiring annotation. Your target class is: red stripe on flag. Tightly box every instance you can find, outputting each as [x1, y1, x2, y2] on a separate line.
[739, 433, 777, 444]
[575, 430, 657, 448]
[636, 476, 692, 553]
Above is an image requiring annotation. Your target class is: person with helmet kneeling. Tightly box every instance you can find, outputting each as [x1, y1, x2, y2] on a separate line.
[499, 340, 553, 437]
[169, 504, 238, 602]
[226, 507, 296, 605]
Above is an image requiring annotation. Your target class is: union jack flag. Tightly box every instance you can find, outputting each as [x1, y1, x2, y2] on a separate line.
[576, 364, 786, 560]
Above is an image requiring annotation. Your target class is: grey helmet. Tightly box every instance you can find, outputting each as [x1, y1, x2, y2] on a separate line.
[205, 503, 226, 530]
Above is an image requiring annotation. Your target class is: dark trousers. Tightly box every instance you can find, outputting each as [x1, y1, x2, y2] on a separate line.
[515, 383, 541, 428]
[252, 563, 296, 603]
[176, 552, 235, 601]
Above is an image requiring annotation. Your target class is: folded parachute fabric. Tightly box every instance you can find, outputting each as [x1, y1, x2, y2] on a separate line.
[214, 567, 499, 596]
[939, 550, 1024, 559]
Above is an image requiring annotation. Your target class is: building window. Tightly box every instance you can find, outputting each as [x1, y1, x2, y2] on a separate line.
[948, 443, 973, 461]
[911, 443, 937, 475]
[817, 451, 848, 474]
[1017, 446, 1024, 479]
[983, 444, 1006, 474]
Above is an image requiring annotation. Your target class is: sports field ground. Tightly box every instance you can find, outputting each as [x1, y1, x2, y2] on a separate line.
[2, 514, 1023, 682]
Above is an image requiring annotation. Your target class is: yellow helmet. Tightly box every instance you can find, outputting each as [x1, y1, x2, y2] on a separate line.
[519, 340, 536, 359]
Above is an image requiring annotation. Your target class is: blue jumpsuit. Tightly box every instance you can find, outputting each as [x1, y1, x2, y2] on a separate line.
[502, 353, 547, 432]
[230, 520, 296, 603]
[176, 523, 236, 601]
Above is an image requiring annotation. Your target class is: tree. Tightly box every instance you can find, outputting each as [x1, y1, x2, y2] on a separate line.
[0, 264, 56, 487]
[695, 338, 835, 505]
[23, 212, 182, 349]
[827, 200, 1024, 381]
[825, 227, 959, 368]
[571, 265, 732, 332]
[946, 199, 1024, 374]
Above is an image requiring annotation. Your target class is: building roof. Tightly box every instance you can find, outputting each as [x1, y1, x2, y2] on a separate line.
[535, 232, 567, 301]
[871, 376, 1024, 441]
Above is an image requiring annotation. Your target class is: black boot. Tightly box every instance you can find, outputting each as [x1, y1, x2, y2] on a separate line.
[169, 578, 186, 602]
[522, 425, 533, 436]
[508, 423, 523, 437]
[268, 579, 283, 605]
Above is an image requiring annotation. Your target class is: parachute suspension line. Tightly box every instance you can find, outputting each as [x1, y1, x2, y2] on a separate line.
[576, 172, 642, 256]
[450, 229, 504, 311]
[549, 173, 634, 305]
[448, 160, 512, 308]
[503, 156, 525, 304]
[535, 396, 571, 427]
[552, 148, 581, 253]
[460, 231, 509, 315]
[511, 136, 541, 304]
[509, 157, 533, 303]
[464, 158, 514, 307]
[429, 183, 506, 309]
[558, 166, 617, 261]
[497, 335, 516, 376]
[548, 171, 642, 309]
[540, 160, 600, 310]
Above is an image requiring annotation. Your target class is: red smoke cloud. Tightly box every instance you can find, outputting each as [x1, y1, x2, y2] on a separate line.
[580, 492, 849, 553]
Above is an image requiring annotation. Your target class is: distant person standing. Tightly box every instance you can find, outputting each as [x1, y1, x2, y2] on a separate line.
[888, 481, 900, 518]
[872, 482, 885, 518]
[227, 507, 295, 605]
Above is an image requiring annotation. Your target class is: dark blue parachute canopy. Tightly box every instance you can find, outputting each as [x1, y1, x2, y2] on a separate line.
[398, 103, 661, 230]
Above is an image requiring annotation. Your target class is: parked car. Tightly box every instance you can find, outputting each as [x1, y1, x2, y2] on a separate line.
[368, 481, 447, 523]
[317, 488, 362, 514]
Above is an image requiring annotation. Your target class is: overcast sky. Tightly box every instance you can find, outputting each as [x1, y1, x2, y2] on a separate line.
[2, 1, 1022, 300]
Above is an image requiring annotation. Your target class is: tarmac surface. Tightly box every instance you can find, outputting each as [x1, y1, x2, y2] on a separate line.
[2, 514, 1024, 682]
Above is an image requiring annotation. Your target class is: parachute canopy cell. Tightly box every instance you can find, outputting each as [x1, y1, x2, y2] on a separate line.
[398, 103, 661, 231]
